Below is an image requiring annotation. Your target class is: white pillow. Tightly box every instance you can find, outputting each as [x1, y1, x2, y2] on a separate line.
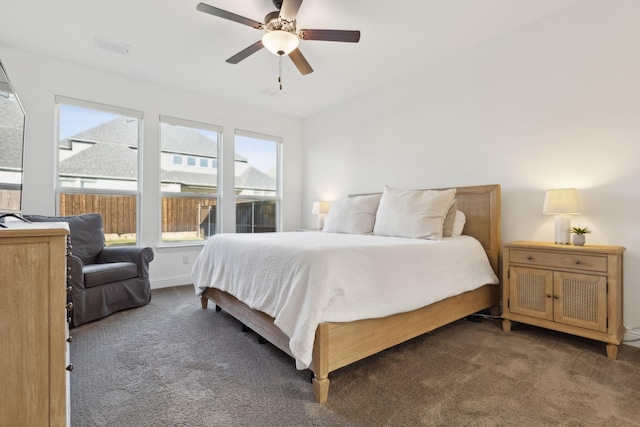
[323, 194, 382, 234]
[373, 187, 457, 239]
[451, 210, 466, 236]
[442, 199, 458, 237]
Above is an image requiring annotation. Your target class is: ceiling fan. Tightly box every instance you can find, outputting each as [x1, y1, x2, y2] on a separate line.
[197, 0, 361, 76]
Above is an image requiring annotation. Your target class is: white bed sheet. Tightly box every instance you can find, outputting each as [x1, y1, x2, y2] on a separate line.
[192, 232, 499, 369]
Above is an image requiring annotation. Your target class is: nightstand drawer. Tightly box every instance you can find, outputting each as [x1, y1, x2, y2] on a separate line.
[509, 249, 607, 272]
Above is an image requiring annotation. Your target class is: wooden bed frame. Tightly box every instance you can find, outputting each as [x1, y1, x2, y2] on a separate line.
[200, 184, 501, 403]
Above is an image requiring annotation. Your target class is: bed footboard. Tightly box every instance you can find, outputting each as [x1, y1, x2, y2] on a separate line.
[201, 284, 498, 404]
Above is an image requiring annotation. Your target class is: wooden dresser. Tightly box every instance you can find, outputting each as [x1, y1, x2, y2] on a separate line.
[0, 222, 71, 427]
[502, 241, 625, 359]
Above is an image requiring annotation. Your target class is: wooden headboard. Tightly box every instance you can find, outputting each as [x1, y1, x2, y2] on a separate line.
[351, 184, 501, 275]
[445, 184, 501, 275]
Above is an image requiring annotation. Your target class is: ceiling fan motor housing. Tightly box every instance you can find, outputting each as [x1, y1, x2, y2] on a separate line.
[265, 11, 296, 33]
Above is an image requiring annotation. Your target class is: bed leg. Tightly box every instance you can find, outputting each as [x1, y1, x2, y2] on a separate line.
[312, 375, 330, 404]
[200, 296, 208, 309]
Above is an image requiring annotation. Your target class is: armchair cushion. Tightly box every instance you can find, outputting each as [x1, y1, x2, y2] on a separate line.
[98, 246, 154, 278]
[83, 262, 138, 288]
[23, 213, 105, 265]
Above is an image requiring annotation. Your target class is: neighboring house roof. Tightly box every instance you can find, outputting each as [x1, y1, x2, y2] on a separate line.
[236, 165, 277, 191]
[57, 117, 274, 190]
[0, 95, 25, 170]
[60, 141, 137, 180]
[160, 124, 218, 158]
[64, 117, 247, 161]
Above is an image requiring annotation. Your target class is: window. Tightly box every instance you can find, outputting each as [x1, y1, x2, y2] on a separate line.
[160, 116, 220, 243]
[234, 131, 280, 233]
[56, 97, 142, 246]
[0, 78, 25, 214]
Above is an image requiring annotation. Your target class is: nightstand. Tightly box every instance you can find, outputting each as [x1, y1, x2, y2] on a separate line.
[502, 241, 625, 359]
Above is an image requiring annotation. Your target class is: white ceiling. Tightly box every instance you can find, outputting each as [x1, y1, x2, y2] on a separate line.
[1, 0, 583, 118]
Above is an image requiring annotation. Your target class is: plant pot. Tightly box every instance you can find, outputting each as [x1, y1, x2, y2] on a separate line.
[572, 234, 586, 246]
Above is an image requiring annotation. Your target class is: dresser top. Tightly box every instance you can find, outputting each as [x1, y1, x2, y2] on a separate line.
[505, 240, 624, 254]
[0, 221, 69, 237]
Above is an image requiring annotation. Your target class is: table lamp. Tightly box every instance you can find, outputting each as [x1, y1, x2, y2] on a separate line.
[543, 188, 580, 245]
[312, 201, 330, 230]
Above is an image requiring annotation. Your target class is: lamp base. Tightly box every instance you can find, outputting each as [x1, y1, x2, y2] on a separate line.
[554, 214, 571, 245]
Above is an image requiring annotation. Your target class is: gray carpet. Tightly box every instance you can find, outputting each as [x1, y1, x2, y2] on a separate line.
[70, 285, 640, 426]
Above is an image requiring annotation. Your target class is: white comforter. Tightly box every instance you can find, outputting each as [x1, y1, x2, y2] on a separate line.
[192, 232, 498, 369]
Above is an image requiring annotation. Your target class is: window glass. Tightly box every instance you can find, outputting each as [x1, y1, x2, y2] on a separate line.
[234, 132, 280, 233]
[57, 100, 141, 246]
[160, 116, 220, 243]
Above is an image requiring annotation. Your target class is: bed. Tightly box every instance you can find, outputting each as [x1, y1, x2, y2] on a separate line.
[193, 184, 501, 403]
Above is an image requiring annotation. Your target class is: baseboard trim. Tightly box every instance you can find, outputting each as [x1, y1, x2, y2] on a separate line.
[623, 328, 640, 349]
[151, 275, 192, 289]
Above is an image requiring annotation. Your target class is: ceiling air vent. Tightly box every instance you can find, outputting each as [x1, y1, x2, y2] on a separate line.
[94, 36, 130, 55]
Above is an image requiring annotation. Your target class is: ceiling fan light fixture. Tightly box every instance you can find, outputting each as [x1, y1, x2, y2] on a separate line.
[262, 30, 299, 56]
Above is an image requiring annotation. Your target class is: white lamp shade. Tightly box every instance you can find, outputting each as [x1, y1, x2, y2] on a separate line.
[543, 188, 580, 244]
[542, 188, 580, 214]
[312, 201, 330, 215]
[262, 30, 299, 56]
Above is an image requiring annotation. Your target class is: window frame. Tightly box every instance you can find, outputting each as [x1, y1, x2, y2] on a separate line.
[159, 115, 222, 245]
[55, 95, 143, 245]
[234, 129, 282, 233]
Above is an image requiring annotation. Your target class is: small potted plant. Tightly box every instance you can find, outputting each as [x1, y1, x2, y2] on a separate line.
[570, 226, 591, 246]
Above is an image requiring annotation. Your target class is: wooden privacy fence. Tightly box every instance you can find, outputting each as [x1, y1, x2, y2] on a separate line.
[60, 193, 137, 235]
[59, 193, 275, 235]
[0, 188, 21, 213]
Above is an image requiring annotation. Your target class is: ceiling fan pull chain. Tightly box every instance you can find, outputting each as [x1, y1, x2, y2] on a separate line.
[278, 55, 283, 91]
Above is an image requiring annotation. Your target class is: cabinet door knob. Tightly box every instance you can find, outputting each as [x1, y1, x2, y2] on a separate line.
[546, 294, 552, 298]
[554, 295, 560, 299]
[67, 335, 73, 343]
[66, 302, 73, 310]
[527, 255, 533, 260]
[66, 364, 73, 372]
[575, 259, 582, 264]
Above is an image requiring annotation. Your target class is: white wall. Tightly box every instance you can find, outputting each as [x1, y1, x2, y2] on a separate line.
[302, 0, 640, 347]
[0, 46, 303, 288]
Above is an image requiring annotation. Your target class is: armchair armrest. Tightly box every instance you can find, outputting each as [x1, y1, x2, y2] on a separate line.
[67, 254, 86, 294]
[97, 246, 154, 278]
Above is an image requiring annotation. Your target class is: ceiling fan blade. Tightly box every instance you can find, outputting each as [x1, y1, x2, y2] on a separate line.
[226, 40, 264, 64]
[299, 29, 360, 43]
[288, 48, 313, 75]
[197, 3, 263, 29]
[279, 0, 303, 22]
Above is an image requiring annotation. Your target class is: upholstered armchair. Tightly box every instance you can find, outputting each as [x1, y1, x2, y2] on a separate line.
[23, 213, 154, 327]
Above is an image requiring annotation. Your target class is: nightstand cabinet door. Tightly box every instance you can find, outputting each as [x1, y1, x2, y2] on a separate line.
[554, 271, 607, 332]
[509, 266, 553, 321]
